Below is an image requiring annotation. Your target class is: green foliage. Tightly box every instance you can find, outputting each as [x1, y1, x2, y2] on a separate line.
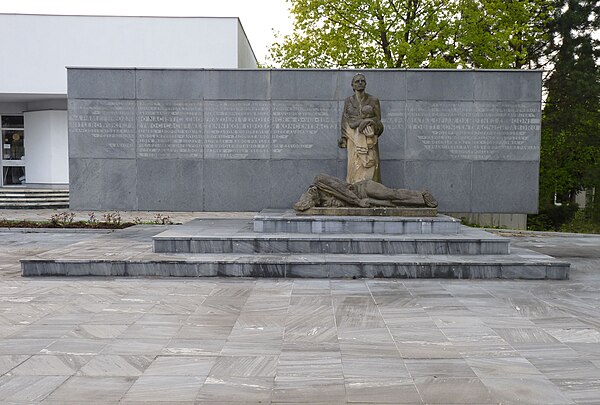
[527, 204, 579, 230]
[269, 0, 552, 68]
[539, 0, 600, 224]
[559, 208, 600, 233]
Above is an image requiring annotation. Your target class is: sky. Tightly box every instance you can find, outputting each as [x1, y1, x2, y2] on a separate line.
[0, 0, 294, 64]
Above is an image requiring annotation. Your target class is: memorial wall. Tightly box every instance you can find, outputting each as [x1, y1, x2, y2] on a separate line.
[67, 68, 541, 212]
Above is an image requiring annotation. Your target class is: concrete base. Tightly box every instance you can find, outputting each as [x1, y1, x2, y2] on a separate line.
[254, 209, 461, 234]
[448, 212, 527, 230]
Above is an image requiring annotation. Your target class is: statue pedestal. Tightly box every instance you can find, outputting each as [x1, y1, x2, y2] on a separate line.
[296, 207, 437, 217]
[254, 209, 457, 234]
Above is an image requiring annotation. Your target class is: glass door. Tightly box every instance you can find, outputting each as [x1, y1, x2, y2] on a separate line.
[1, 115, 25, 186]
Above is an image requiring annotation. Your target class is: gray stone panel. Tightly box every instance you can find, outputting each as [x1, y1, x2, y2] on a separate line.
[405, 101, 540, 161]
[68, 69, 135, 99]
[137, 159, 204, 211]
[404, 160, 472, 212]
[379, 101, 406, 159]
[336, 159, 348, 181]
[204, 101, 270, 159]
[68, 99, 136, 159]
[407, 71, 474, 101]
[66, 68, 543, 214]
[271, 70, 338, 100]
[474, 71, 542, 102]
[471, 161, 539, 213]
[69, 158, 137, 210]
[136, 100, 203, 159]
[269, 159, 338, 209]
[136, 70, 205, 100]
[203, 160, 271, 211]
[204, 70, 270, 100]
[336, 70, 407, 100]
[271, 101, 339, 159]
[379, 160, 406, 189]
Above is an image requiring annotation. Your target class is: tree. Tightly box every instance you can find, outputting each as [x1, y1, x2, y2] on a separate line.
[540, 0, 600, 220]
[269, 0, 552, 69]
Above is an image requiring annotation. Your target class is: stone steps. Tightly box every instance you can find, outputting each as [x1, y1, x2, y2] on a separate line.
[21, 213, 570, 280]
[153, 219, 509, 255]
[21, 249, 570, 279]
[0, 188, 69, 208]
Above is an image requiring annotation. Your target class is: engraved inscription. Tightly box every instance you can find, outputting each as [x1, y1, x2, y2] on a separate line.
[407, 102, 540, 160]
[137, 101, 203, 158]
[272, 101, 338, 159]
[204, 101, 270, 159]
[69, 100, 136, 157]
[382, 102, 405, 131]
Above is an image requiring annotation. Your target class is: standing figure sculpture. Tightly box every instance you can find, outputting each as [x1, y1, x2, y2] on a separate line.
[339, 74, 384, 184]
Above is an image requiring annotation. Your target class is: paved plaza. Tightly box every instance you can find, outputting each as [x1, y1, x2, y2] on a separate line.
[0, 210, 599, 403]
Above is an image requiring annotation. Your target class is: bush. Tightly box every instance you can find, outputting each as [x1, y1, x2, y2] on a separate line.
[528, 204, 579, 231]
[559, 209, 600, 234]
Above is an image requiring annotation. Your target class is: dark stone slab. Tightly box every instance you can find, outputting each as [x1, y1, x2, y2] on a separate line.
[271, 70, 338, 100]
[68, 99, 136, 159]
[204, 70, 270, 100]
[136, 100, 203, 159]
[204, 101, 270, 159]
[271, 101, 339, 159]
[69, 158, 137, 210]
[407, 71, 474, 101]
[379, 160, 406, 190]
[379, 100, 406, 159]
[136, 70, 205, 100]
[405, 101, 540, 161]
[403, 160, 472, 212]
[68, 69, 135, 99]
[269, 159, 338, 209]
[203, 160, 270, 211]
[137, 159, 204, 211]
[474, 71, 542, 102]
[471, 161, 539, 213]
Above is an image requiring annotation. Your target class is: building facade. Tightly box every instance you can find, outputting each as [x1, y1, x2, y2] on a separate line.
[0, 13, 256, 187]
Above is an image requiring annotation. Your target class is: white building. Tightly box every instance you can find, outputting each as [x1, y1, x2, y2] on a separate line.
[0, 13, 256, 187]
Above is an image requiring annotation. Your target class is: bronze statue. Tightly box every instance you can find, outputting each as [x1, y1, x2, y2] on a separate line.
[293, 173, 438, 212]
[339, 73, 384, 184]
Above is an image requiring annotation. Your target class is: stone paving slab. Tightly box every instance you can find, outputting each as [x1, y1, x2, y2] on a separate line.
[0, 210, 597, 403]
[0, 276, 599, 404]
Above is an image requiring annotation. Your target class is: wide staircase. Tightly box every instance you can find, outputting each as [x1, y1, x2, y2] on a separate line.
[0, 188, 69, 208]
[21, 209, 570, 279]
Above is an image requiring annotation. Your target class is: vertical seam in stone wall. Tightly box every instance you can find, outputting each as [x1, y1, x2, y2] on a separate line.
[133, 69, 139, 210]
[469, 160, 474, 212]
[471, 71, 476, 102]
[404, 70, 408, 186]
[268, 70, 274, 208]
[201, 75, 206, 212]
